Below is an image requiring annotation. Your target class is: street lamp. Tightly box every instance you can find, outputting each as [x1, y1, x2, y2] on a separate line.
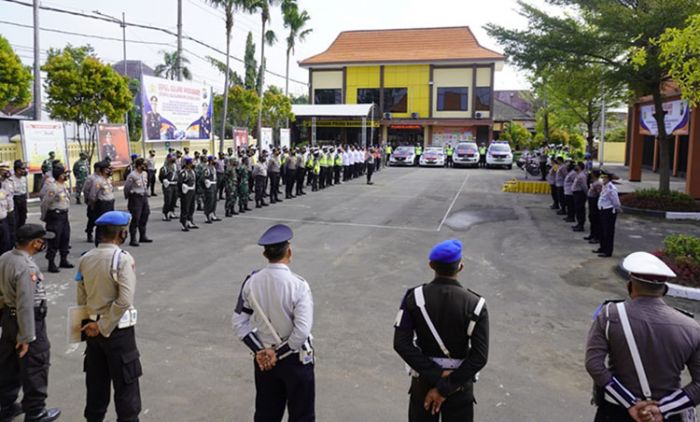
[93, 10, 129, 130]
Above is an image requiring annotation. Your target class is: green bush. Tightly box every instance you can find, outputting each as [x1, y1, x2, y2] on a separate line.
[634, 189, 696, 204]
[620, 189, 700, 211]
[663, 234, 700, 263]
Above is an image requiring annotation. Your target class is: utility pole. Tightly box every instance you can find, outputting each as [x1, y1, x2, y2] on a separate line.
[33, 0, 41, 120]
[177, 0, 183, 81]
[122, 12, 129, 130]
[600, 98, 606, 167]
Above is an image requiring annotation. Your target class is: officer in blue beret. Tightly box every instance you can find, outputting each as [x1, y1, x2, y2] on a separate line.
[232, 224, 316, 422]
[393, 239, 489, 422]
[77, 211, 142, 422]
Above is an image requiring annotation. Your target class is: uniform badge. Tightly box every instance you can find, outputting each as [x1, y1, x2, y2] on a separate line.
[30, 272, 37, 283]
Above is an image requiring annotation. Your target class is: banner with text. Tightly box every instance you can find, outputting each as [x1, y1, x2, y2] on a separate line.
[280, 128, 291, 150]
[260, 127, 273, 153]
[20, 121, 68, 174]
[141, 75, 213, 142]
[640, 99, 690, 136]
[431, 126, 474, 147]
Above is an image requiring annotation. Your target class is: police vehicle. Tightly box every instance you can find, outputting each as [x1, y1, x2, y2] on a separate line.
[453, 142, 480, 168]
[486, 141, 514, 169]
[419, 147, 445, 167]
[389, 146, 416, 167]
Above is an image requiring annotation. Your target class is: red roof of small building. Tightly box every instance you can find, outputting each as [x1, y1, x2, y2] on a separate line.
[299, 26, 505, 67]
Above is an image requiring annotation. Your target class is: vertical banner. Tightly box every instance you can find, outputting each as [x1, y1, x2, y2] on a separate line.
[20, 121, 68, 173]
[97, 124, 131, 168]
[234, 128, 249, 149]
[260, 127, 273, 153]
[311, 117, 317, 146]
[280, 128, 291, 150]
[141, 75, 212, 142]
[639, 99, 690, 136]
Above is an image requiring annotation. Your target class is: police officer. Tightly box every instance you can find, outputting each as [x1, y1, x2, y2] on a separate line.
[101, 133, 118, 163]
[585, 252, 700, 422]
[82, 162, 101, 244]
[268, 149, 282, 204]
[252, 155, 269, 209]
[11, 160, 28, 229]
[1, 163, 16, 249]
[394, 239, 489, 422]
[203, 156, 220, 223]
[232, 224, 315, 422]
[145, 95, 162, 140]
[0, 224, 61, 422]
[195, 155, 206, 212]
[124, 158, 152, 247]
[285, 149, 297, 199]
[178, 157, 198, 232]
[40, 165, 72, 273]
[224, 157, 239, 217]
[444, 144, 454, 168]
[146, 150, 157, 197]
[478, 143, 486, 168]
[295, 148, 307, 197]
[77, 211, 142, 422]
[159, 154, 178, 222]
[72, 152, 89, 204]
[595, 173, 621, 258]
[0, 165, 11, 255]
[237, 157, 252, 214]
[572, 162, 588, 232]
[88, 161, 115, 246]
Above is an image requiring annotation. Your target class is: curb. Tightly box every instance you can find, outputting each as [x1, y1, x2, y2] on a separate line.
[620, 205, 700, 220]
[617, 260, 700, 301]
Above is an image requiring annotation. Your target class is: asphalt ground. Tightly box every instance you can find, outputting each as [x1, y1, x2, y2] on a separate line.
[14, 165, 700, 421]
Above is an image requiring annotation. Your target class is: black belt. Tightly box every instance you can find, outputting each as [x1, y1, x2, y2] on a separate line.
[4, 301, 47, 319]
[49, 209, 68, 214]
[129, 193, 146, 197]
[14, 194, 27, 198]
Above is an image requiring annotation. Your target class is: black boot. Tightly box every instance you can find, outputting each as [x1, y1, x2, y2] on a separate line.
[24, 407, 61, 422]
[0, 402, 22, 421]
[48, 259, 60, 273]
[76, 197, 81, 205]
[181, 223, 189, 232]
[256, 201, 262, 209]
[225, 210, 232, 217]
[86, 232, 93, 243]
[59, 256, 74, 269]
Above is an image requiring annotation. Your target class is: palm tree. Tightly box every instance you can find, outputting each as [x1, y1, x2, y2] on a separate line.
[207, 0, 250, 152]
[249, 0, 279, 140]
[154, 51, 192, 80]
[282, 1, 312, 98]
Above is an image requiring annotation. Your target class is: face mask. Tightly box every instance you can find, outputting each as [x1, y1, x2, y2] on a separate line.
[599, 178, 606, 184]
[36, 240, 47, 253]
[106, 170, 113, 177]
[118, 230, 128, 245]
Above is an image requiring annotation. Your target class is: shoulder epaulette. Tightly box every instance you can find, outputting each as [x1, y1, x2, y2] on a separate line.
[674, 307, 695, 319]
[467, 288, 483, 298]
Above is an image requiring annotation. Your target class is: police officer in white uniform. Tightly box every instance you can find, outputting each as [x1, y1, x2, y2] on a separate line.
[586, 252, 700, 422]
[232, 224, 315, 422]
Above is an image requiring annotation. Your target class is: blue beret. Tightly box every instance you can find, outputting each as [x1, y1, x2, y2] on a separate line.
[184, 157, 193, 164]
[95, 211, 131, 227]
[130, 154, 138, 159]
[258, 224, 293, 246]
[207, 155, 215, 161]
[429, 239, 462, 264]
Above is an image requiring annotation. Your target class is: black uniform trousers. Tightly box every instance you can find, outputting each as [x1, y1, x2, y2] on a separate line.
[269, 172, 281, 202]
[0, 218, 9, 255]
[594, 401, 682, 422]
[13, 195, 27, 229]
[547, 185, 557, 209]
[296, 169, 306, 195]
[366, 162, 374, 184]
[334, 166, 341, 184]
[6, 211, 15, 250]
[147, 170, 156, 196]
[556, 187, 566, 213]
[204, 188, 217, 216]
[565, 194, 575, 220]
[286, 169, 296, 197]
[0, 304, 50, 415]
[162, 186, 178, 215]
[254, 175, 266, 204]
[254, 357, 314, 422]
[93, 200, 115, 246]
[217, 172, 225, 199]
[573, 191, 587, 228]
[343, 165, 350, 181]
[84, 326, 141, 422]
[588, 197, 601, 241]
[599, 208, 617, 256]
[127, 195, 150, 241]
[180, 189, 195, 226]
[318, 168, 326, 189]
[45, 210, 70, 261]
[409, 377, 473, 422]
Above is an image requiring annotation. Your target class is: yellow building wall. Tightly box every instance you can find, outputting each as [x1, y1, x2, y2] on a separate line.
[384, 65, 430, 118]
[345, 66, 381, 104]
[311, 71, 343, 104]
[433, 68, 473, 119]
[476, 68, 491, 87]
[600, 142, 626, 164]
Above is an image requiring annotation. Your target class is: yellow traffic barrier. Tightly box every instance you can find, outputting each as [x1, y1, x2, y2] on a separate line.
[501, 179, 551, 195]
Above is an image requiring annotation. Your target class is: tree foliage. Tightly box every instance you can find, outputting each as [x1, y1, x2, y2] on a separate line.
[206, 55, 243, 87]
[0, 35, 32, 112]
[282, 0, 312, 96]
[42, 45, 132, 160]
[244, 31, 258, 91]
[154, 50, 192, 80]
[213, 85, 260, 136]
[657, 14, 700, 106]
[261, 86, 293, 130]
[127, 78, 142, 142]
[485, 0, 700, 193]
[500, 122, 532, 150]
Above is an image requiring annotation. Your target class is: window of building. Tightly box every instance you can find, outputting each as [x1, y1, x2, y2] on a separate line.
[357, 88, 381, 106]
[475, 87, 491, 112]
[437, 87, 469, 111]
[383, 88, 408, 113]
[314, 89, 342, 105]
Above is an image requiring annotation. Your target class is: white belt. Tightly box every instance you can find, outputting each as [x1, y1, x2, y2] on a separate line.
[204, 180, 214, 188]
[182, 184, 194, 193]
[89, 308, 138, 329]
[163, 179, 176, 188]
[431, 357, 464, 369]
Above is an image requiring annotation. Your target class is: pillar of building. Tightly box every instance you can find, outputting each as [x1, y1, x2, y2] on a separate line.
[673, 135, 680, 177]
[628, 103, 644, 182]
[686, 108, 700, 198]
[652, 138, 659, 172]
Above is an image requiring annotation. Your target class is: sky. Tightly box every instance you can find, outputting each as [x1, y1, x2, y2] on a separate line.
[1, 0, 554, 96]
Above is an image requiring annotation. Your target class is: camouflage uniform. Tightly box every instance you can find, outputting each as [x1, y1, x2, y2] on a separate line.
[72, 157, 89, 204]
[237, 161, 251, 214]
[224, 158, 239, 217]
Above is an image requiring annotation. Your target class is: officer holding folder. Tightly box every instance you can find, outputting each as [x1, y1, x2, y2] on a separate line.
[76, 211, 142, 422]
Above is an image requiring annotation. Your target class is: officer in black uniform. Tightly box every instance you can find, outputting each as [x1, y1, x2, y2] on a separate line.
[145, 96, 162, 140]
[0, 224, 61, 422]
[394, 239, 489, 422]
[100, 132, 118, 162]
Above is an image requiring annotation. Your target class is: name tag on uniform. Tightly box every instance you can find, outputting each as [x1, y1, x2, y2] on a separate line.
[118, 308, 138, 329]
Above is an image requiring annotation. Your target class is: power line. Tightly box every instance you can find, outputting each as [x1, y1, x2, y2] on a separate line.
[0, 20, 175, 47]
[2, 0, 308, 86]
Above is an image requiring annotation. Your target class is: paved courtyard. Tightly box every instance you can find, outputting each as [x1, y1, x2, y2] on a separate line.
[23, 166, 700, 421]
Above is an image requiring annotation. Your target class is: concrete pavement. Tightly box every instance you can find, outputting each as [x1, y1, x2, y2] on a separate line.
[19, 165, 700, 421]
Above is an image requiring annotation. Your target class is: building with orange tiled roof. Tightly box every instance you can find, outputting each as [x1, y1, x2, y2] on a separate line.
[296, 26, 505, 147]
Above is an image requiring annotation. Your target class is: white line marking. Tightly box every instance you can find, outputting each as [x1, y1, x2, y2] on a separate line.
[235, 215, 435, 232]
[437, 173, 471, 232]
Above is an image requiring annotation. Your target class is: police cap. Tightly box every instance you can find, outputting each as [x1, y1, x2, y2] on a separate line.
[95, 211, 131, 227]
[258, 224, 293, 246]
[622, 251, 676, 283]
[429, 239, 462, 264]
[16, 224, 55, 243]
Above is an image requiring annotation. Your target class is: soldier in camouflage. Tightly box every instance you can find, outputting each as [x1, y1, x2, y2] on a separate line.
[237, 157, 251, 214]
[72, 152, 89, 205]
[224, 157, 239, 217]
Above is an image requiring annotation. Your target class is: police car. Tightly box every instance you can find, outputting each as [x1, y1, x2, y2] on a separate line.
[453, 142, 480, 168]
[389, 146, 416, 166]
[419, 147, 445, 167]
[486, 141, 514, 169]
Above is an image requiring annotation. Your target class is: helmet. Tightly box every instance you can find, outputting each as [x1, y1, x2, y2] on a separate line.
[622, 252, 676, 282]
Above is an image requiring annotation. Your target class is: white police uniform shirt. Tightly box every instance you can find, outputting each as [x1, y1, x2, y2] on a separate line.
[598, 182, 621, 212]
[232, 263, 313, 357]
